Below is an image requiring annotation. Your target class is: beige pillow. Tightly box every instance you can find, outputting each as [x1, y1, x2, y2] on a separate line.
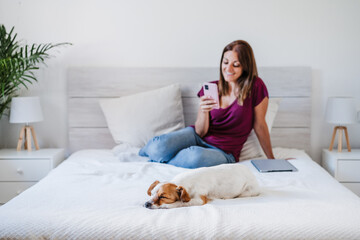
[99, 84, 185, 148]
[239, 98, 281, 161]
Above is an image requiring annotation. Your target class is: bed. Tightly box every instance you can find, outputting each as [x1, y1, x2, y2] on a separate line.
[1, 67, 360, 239]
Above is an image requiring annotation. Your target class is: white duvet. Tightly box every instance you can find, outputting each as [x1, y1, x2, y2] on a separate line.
[1, 147, 360, 239]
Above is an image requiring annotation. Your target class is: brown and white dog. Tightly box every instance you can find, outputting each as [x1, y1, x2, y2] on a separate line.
[144, 164, 260, 209]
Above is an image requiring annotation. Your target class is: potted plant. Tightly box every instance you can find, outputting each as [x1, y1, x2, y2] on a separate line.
[0, 24, 71, 119]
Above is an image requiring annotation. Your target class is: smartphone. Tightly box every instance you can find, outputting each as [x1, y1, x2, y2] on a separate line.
[203, 82, 219, 109]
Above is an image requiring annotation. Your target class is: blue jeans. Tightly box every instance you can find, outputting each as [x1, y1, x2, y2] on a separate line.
[139, 127, 235, 169]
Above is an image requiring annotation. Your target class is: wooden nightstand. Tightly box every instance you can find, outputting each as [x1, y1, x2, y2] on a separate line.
[322, 149, 360, 197]
[0, 148, 64, 204]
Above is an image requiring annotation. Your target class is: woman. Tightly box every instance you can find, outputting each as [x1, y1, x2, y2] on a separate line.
[139, 40, 275, 168]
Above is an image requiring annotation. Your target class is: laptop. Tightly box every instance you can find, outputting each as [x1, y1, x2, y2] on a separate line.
[251, 159, 298, 172]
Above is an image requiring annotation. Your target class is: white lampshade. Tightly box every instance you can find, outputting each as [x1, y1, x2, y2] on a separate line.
[325, 97, 356, 125]
[9, 97, 44, 124]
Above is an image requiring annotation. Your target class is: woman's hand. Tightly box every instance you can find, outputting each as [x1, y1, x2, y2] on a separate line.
[195, 95, 216, 137]
[199, 96, 218, 113]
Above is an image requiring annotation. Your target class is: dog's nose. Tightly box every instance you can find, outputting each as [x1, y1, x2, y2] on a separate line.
[144, 202, 152, 208]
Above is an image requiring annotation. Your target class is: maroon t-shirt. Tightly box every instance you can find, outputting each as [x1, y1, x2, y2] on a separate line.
[194, 77, 268, 162]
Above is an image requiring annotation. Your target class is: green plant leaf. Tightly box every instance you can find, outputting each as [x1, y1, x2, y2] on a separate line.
[0, 24, 71, 119]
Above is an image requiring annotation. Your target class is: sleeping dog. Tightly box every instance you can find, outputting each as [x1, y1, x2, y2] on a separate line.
[144, 164, 260, 209]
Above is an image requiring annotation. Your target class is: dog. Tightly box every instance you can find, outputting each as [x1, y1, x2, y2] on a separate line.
[144, 164, 260, 209]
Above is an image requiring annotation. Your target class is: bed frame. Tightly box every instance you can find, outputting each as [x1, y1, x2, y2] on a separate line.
[67, 67, 312, 154]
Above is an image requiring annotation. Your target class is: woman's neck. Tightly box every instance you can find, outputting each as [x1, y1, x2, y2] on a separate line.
[227, 82, 237, 97]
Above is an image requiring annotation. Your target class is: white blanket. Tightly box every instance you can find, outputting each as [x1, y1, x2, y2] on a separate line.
[1, 147, 360, 239]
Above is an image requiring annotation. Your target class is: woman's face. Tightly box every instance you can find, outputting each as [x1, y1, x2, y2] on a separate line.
[222, 50, 243, 83]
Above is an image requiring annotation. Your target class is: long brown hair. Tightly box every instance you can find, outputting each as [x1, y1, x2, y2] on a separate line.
[218, 40, 258, 105]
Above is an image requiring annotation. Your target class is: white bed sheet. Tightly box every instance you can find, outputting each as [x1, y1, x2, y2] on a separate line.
[1, 147, 360, 239]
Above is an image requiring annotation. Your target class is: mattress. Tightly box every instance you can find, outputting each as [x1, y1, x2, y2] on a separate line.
[1, 146, 360, 239]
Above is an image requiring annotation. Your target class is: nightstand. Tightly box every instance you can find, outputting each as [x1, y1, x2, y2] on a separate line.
[322, 149, 360, 197]
[0, 148, 64, 204]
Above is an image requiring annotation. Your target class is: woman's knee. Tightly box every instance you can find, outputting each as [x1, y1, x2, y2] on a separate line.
[141, 128, 195, 155]
[141, 135, 168, 157]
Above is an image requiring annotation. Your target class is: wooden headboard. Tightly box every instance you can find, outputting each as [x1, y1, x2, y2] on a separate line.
[67, 67, 311, 154]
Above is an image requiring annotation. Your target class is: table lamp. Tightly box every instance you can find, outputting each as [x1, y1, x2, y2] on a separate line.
[325, 97, 356, 152]
[9, 97, 44, 151]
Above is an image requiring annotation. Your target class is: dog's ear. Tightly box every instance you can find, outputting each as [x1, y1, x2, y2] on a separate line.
[147, 180, 160, 196]
[177, 186, 191, 202]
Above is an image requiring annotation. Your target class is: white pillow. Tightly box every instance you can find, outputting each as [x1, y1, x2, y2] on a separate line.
[99, 84, 185, 148]
[239, 98, 281, 161]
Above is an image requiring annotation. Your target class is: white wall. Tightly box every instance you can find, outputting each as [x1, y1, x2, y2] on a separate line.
[1, 0, 359, 163]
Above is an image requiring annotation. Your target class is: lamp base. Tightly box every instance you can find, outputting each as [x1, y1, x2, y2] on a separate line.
[329, 126, 351, 152]
[16, 125, 40, 151]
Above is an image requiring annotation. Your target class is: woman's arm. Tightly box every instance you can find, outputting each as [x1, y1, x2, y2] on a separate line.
[195, 96, 217, 137]
[253, 97, 275, 159]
